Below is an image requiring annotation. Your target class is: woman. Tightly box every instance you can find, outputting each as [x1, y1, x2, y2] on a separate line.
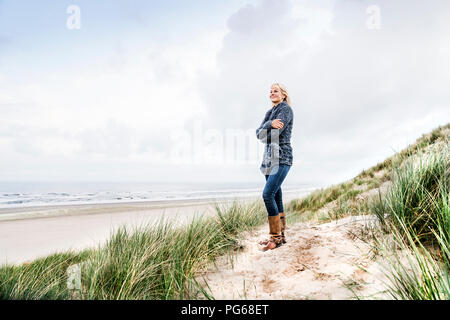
[256, 83, 294, 251]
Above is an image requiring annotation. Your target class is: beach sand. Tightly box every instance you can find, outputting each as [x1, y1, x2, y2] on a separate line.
[0, 193, 301, 266]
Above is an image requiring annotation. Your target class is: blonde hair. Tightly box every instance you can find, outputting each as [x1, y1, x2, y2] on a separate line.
[271, 83, 291, 106]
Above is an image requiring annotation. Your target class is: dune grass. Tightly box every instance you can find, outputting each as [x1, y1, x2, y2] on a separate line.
[287, 124, 449, 223]
[374, 218, 449, 300]
[0, 200, 267, 300]
[0, 250, 93, 300]
[368, 142, 449, 300]
[371, 145, 449, 245]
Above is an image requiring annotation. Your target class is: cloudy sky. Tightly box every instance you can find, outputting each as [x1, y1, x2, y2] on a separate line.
[0, 0, 449, 187]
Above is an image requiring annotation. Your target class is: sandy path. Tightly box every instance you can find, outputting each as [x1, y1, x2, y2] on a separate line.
[198, 215, 392, 300]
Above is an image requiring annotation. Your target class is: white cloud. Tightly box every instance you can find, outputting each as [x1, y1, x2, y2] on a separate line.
[0, 30, 224, 163]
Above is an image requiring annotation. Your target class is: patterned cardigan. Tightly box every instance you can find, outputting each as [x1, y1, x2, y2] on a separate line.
[256, 100, 294, 175]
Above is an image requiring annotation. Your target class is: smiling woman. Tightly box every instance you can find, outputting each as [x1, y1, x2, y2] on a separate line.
[256, 83, 294, 251]
[270, 82, 291, 107]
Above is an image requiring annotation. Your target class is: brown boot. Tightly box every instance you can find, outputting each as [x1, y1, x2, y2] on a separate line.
[262, 215, 283, 251]
[259, 213, 287, 245]
[280, 212, 287, 244]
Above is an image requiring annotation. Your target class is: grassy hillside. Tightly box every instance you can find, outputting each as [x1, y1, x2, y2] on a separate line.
[286, 123, 449, 225]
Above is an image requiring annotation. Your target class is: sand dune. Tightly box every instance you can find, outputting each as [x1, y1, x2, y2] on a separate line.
[198, 215, 393, 300]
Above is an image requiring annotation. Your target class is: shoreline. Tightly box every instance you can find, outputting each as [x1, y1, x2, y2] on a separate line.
[0, 196, 249, 222]
[0, 190, 309, 222]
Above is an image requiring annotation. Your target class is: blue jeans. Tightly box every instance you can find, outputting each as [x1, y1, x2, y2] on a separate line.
[262, 165, 291, 216]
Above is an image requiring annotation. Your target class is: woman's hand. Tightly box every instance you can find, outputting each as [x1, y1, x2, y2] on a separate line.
[271, 119, 284, 129]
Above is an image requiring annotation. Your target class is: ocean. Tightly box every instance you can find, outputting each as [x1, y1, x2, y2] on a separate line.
[0, 181, 317, 209]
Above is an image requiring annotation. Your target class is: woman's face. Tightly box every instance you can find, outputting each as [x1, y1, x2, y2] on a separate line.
[270, 85, 285, 105]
